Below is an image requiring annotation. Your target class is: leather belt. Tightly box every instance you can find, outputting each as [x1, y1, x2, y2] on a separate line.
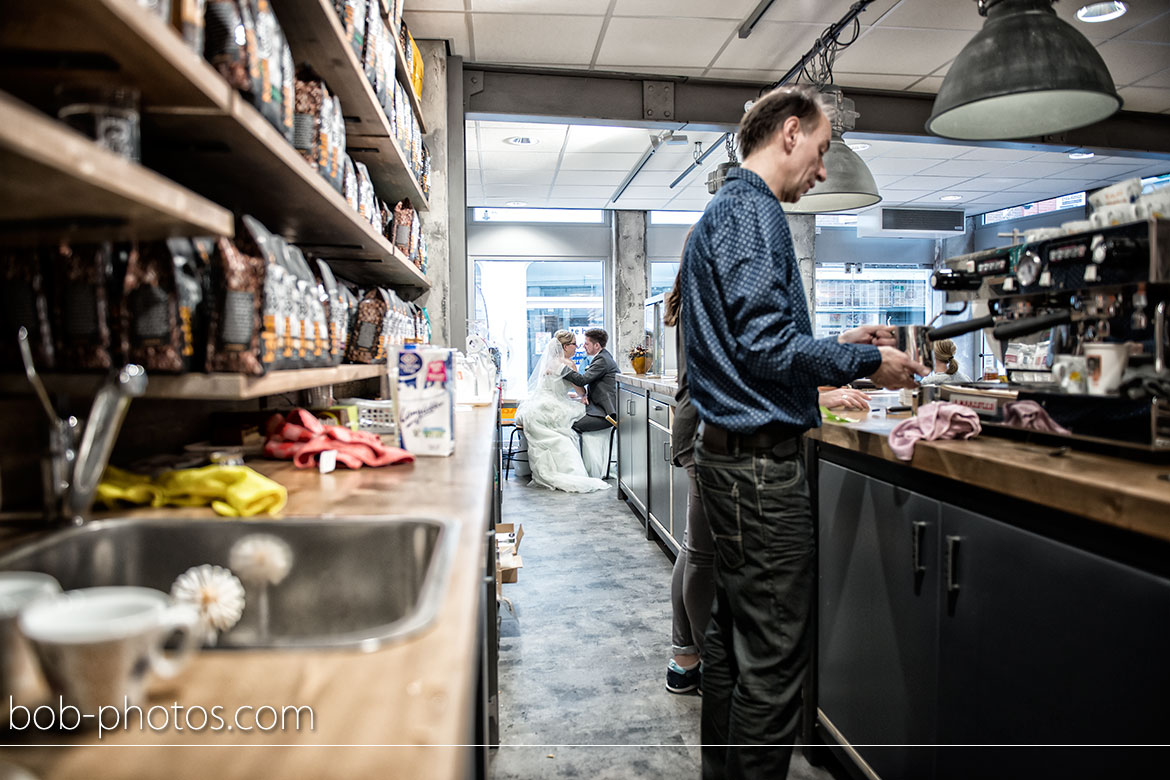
[698, 421, 801, 458]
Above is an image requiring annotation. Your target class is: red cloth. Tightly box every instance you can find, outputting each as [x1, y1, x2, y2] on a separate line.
[888, 402, 982, 461]
[263, 408, 415, 469]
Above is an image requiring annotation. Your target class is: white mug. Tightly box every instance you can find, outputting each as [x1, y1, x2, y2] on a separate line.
[0, 572, 60, 718]
[1051, 355, 1088, 394]
[1083, 343, 1129, 396]
[19, 587, 199, 724]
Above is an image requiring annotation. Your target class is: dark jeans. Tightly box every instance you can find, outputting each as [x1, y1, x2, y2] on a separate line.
[572, 413, 611, 433]
[693, 437, 814, 780]
[671, 461, 715, 656]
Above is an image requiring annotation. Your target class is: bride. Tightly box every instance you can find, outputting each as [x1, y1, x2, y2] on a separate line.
[515, 330, 610, 493]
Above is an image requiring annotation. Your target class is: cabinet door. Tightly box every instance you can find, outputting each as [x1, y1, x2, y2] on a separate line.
[818, 463, 941, 780]
[647, 422, 672, 538]
[618, 388, 648, 515]
[938, 507, 1170, 778]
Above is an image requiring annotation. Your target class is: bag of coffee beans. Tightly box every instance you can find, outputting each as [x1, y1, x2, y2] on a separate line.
[122, 240, 202, 373]
[314, 259, 344, 366]
[392, 199, 413, 256]
[285, 245, 329, 367]
[355, 162, 377, 228]
[1, 250, 54, 371]
[341, 0, 367, 59]
[51, 243, 116, 372]
[294, 68, 329, 171]
[330, 96, 346, 192]
[205, 235, 265, 376]
[249, 0, 285, 135]
[241, 215, 292, 370]
[205, 0, 255, 94]
[172, 0, 206, 54]
[345, 288, 385, 364]
[342, 154, 358, 212]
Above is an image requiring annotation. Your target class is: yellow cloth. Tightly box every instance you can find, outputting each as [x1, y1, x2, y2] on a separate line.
[96, 464, 287, 518]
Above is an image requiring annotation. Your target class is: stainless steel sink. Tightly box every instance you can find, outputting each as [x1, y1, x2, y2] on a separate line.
[0, 516, 458, 651]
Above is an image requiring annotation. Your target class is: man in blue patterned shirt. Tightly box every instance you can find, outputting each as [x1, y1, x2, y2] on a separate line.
[681, 85, 927, 779]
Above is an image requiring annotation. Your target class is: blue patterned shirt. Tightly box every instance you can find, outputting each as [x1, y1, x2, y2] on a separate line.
[681, 167, 882, 433]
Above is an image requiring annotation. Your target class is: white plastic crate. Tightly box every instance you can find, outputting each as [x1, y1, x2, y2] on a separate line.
[336, 398, 397, 435]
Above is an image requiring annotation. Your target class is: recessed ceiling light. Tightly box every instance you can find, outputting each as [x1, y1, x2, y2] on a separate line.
[1076, 2, 1128, 23]
[504, 201, 528, 207]
[940, 194, 963, 201]
[847, 142, 870, 152]
[504, 136, 540, 147]
[1069, 151, 1096, 159]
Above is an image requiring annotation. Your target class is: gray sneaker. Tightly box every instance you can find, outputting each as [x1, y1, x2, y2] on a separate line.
[665, 660, 700, 695]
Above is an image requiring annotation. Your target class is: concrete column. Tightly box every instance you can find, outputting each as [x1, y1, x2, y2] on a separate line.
[611, 210, 647, 372]
[418, 41, 452, 347]
[936, 216, 976, 268]
[788, 214, 817, 320]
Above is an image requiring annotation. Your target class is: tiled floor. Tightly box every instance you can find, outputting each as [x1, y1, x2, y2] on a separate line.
[489, 474, 840, 780]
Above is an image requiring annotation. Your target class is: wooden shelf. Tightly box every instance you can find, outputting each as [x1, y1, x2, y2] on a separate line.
[393, 31, 428, 136]
[0, 364, 386, 401]
[0, 91, 234, 243]
[275, 0, 430, 211]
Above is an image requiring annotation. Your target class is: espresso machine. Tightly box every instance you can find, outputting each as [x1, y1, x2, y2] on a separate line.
[927, 216, 1170, 454]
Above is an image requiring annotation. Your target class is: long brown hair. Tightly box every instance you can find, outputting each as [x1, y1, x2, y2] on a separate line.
[663, 226, 695, 327]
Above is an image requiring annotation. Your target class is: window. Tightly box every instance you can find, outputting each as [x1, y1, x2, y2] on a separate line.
[650, 261, 679, 296]
[980, 192, 1086, 226]
[473, 259, 604, 398]
[472, 207, 606, 224]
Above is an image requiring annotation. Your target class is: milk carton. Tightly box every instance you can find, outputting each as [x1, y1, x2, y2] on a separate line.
[394, 345, 455, 456]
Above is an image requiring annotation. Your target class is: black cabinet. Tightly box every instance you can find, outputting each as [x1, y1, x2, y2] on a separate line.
[817, 459, 1170, 780]
[648, 420, 672, 542]
[818, 462, 940, 780]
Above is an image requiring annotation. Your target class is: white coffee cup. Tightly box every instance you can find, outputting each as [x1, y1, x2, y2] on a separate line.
[1083, 343, 1129, 396]
[0, 572, 60, 716]
[1051, 354, 1088, 394]
[19, 587, 199, 722]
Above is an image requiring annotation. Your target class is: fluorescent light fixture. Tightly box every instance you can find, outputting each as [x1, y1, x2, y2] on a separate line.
[1075, 2, 1127, 22]
[940, 194, 963, 201]
[847, 142, 870, 152]
[505, 201, 528, 207]
[504, 136, 539, 146]
[927, 0, 1121, 140]
[786, 90, 881, 214]
[1068, 151, 1096, 159]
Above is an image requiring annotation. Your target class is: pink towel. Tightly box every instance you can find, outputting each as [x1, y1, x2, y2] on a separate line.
[264, 408, 415, 469]
[1002, 400, 1071, 435]
[888, 402, 982, 461]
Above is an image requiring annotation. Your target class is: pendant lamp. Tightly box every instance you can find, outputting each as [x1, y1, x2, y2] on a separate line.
[927, 0, 1121, 140]
[785, 90, 881, 214]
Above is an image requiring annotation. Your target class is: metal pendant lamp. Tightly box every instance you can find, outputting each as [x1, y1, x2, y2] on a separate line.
[785, 90, 881, 214]
[927, 0, 1122, 140]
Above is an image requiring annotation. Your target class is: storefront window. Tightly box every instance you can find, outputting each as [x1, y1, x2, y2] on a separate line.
[649, 261, 679, 296]
[473, 259, 604, 398]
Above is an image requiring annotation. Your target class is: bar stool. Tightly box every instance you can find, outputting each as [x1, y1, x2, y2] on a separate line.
[504, 422, 528, 480]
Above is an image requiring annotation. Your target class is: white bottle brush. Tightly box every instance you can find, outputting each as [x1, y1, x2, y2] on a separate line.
[229, 534, 294, 642]
[171, 565, 246, 646]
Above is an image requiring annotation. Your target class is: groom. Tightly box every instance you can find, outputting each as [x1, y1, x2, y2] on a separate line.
[564, 328, 618, 434]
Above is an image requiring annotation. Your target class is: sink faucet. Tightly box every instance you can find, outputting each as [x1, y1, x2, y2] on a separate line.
[17, 327, 147, 525]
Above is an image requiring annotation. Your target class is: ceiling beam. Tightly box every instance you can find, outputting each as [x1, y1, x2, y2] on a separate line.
[464, 65, 1170, 159]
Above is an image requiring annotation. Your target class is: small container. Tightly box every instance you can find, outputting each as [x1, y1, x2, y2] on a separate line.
[56, 85, 142, 162]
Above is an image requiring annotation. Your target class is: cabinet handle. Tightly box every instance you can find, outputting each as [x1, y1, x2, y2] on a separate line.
[911, 521, 927, 575]
[663, 441, 671, 462]
[945, 535, 962, 593]
[653, 404, 664, 411]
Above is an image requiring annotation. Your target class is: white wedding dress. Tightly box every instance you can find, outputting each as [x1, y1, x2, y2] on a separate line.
[515, 341, 610, 494]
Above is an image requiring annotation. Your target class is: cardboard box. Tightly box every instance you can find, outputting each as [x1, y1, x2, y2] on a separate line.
[496, 522, 524, 584]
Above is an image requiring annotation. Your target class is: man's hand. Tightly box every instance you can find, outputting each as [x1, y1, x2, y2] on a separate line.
[868, 346, 930, 389]
[838, 324, 897, 346]
[818, 387, 871, 411]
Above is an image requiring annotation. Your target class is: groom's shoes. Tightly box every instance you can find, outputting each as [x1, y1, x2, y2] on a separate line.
[666, 660, 701, 695]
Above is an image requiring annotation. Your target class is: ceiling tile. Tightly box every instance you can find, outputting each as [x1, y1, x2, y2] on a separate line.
[1118, 10, 1170, 44]
[612, 0, 760, 20]
[472, 14, 605, 64]
[865, 140, 968, 159]
[872, 174, 906, 188]
[554, 170, 630, 186]
[885, 175, 975, 191]
[554, 185, 622, 199]
[560, 152, 646, 170]
[1055, 2, 1170, 39]
[595, 66, 712, 78]
[470, 0, 612, 12]
[478, 150, 561, 170]
[876, 1, 984, 31]
[402, 11, 471, 58]
[832, 27, 977, 76]
[906, 75, 945, 94]
[611, 198, 669, 209]
[966, 176, 1039, 190]
[481, 184, 557, 199]
[701, 68, 785, 83]
[1095, 40, 1170, 86]
[864, 157, 944, 175]
[1134, 67, 1170, 89]
[404, 0, 464, 10]
[916, 159, 1004, 177]
[563, 125, 654, 154]
[632, 170, 697, 186]
[869, 189, 934, 201]
[477, 123, 568, 151]
[1055, 162, 1147, 179]
[760, 0, 898, 24]
[1118, 85, 1170, 113]
[709, 20, 824, 70]
[484, 197, 550, 206]
[955, 147, 1039, 162]
[597, 17, 739, 68]
[483, 170, 555, 186]
[833, 72, 921, 91]
[979, 161, 1085, 179]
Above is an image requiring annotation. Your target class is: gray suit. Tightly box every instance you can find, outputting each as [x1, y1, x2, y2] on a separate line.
[564, 348, 618, 433]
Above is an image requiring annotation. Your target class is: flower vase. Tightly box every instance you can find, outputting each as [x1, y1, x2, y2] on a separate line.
[631, 356, 649, 375]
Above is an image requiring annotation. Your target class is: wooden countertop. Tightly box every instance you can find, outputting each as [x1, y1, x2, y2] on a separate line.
[2, 404, 497, 779]
[618, 373, 678, 396]
[809, 417, 1170, 543]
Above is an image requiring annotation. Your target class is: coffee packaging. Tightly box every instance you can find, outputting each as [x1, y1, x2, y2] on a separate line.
[205, 0, 257, 95]
[394, 346, 455, 456]
[121, 239, 205, 373]
[285, 246, 329, 366]
[240, 215, 292, 370]
[51, 244, 116, 372]
[172, 0, 206, 54]
[342, 154, 358, 212]
[249, 0, 286, 135]
[355, 162, 377, 228]
[345, 288, 387, 364]
[294, 68, 330, 172]
[314, 259, 345, 366]
[205, 236, 265, 376]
